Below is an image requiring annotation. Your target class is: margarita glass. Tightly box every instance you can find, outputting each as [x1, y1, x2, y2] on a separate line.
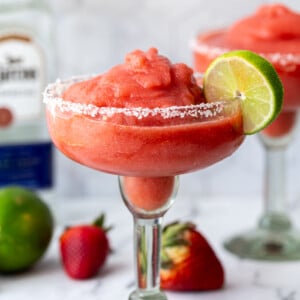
[192, 4, 300, 260]
[44, 71, 244, 299]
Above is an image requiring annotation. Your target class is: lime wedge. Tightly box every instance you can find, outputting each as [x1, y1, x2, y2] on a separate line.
[203, 50, 283, 135]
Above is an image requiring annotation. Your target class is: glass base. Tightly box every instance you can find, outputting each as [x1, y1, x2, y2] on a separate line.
[224, 227, 300, 261]
[129, 290, 167, 300]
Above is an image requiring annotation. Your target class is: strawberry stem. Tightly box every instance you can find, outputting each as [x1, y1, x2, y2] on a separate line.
[93, 213, 113, 232]
[162, 221, 194, 247]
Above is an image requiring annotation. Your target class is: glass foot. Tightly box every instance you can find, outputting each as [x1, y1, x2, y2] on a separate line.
[129, 290, 167, 300]
[224, 227, 300, 261]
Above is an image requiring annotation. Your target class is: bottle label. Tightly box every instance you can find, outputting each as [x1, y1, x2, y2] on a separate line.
[0, 142, 53, 189]
[0, 34, 44, 125]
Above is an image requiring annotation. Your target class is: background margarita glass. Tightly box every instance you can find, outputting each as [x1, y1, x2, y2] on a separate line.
[191, 4, 300, 260]
[43, 72, 244, 300]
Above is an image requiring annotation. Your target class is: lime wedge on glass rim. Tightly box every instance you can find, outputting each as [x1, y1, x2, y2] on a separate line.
[203, 50, 283, 135]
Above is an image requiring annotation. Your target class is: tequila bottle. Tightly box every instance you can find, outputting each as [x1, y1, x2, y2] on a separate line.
[0, 0, 55, 197]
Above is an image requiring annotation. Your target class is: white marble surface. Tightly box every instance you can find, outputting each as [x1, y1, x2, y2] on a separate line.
[1, 196, 300, 299]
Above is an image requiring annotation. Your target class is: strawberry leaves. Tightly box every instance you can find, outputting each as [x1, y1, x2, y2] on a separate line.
[160, 221, 225, 291]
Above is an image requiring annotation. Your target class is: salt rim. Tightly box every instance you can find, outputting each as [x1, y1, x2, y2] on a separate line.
[43, 75, 231, 120]
[190, 33, 300, 71]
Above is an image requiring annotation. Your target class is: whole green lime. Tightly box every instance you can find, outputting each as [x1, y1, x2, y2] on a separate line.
[0, 186, 54, 273]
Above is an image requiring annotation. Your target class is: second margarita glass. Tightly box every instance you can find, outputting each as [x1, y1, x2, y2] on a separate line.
[192, 4, 300, 260]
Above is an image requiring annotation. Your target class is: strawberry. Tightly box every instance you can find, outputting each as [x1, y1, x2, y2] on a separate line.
[59, 214, 111, 280]
[160, 221, 225, 291]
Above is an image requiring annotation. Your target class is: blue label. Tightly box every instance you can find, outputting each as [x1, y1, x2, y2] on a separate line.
[0, 142, 53, 189]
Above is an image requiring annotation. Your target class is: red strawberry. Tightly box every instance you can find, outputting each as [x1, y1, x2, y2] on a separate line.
[160, 221, 224, 291]
[60, 214, 111, 280]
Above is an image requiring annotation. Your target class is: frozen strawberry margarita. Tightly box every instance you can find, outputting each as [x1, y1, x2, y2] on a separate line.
[45, 48, 244, 211]
[192, 4, 300, 137]
[44, 47, 253, 300]
[46, 48, 244, 177]
[191, 4, 300, 261]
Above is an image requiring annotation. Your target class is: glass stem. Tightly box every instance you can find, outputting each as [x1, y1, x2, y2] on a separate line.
[259, 145, 292, 231]
[133, 216, 163, 296]
[265, 147, 286, 213]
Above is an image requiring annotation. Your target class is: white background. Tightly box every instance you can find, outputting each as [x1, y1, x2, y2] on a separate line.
[47, 0, 300, 205]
